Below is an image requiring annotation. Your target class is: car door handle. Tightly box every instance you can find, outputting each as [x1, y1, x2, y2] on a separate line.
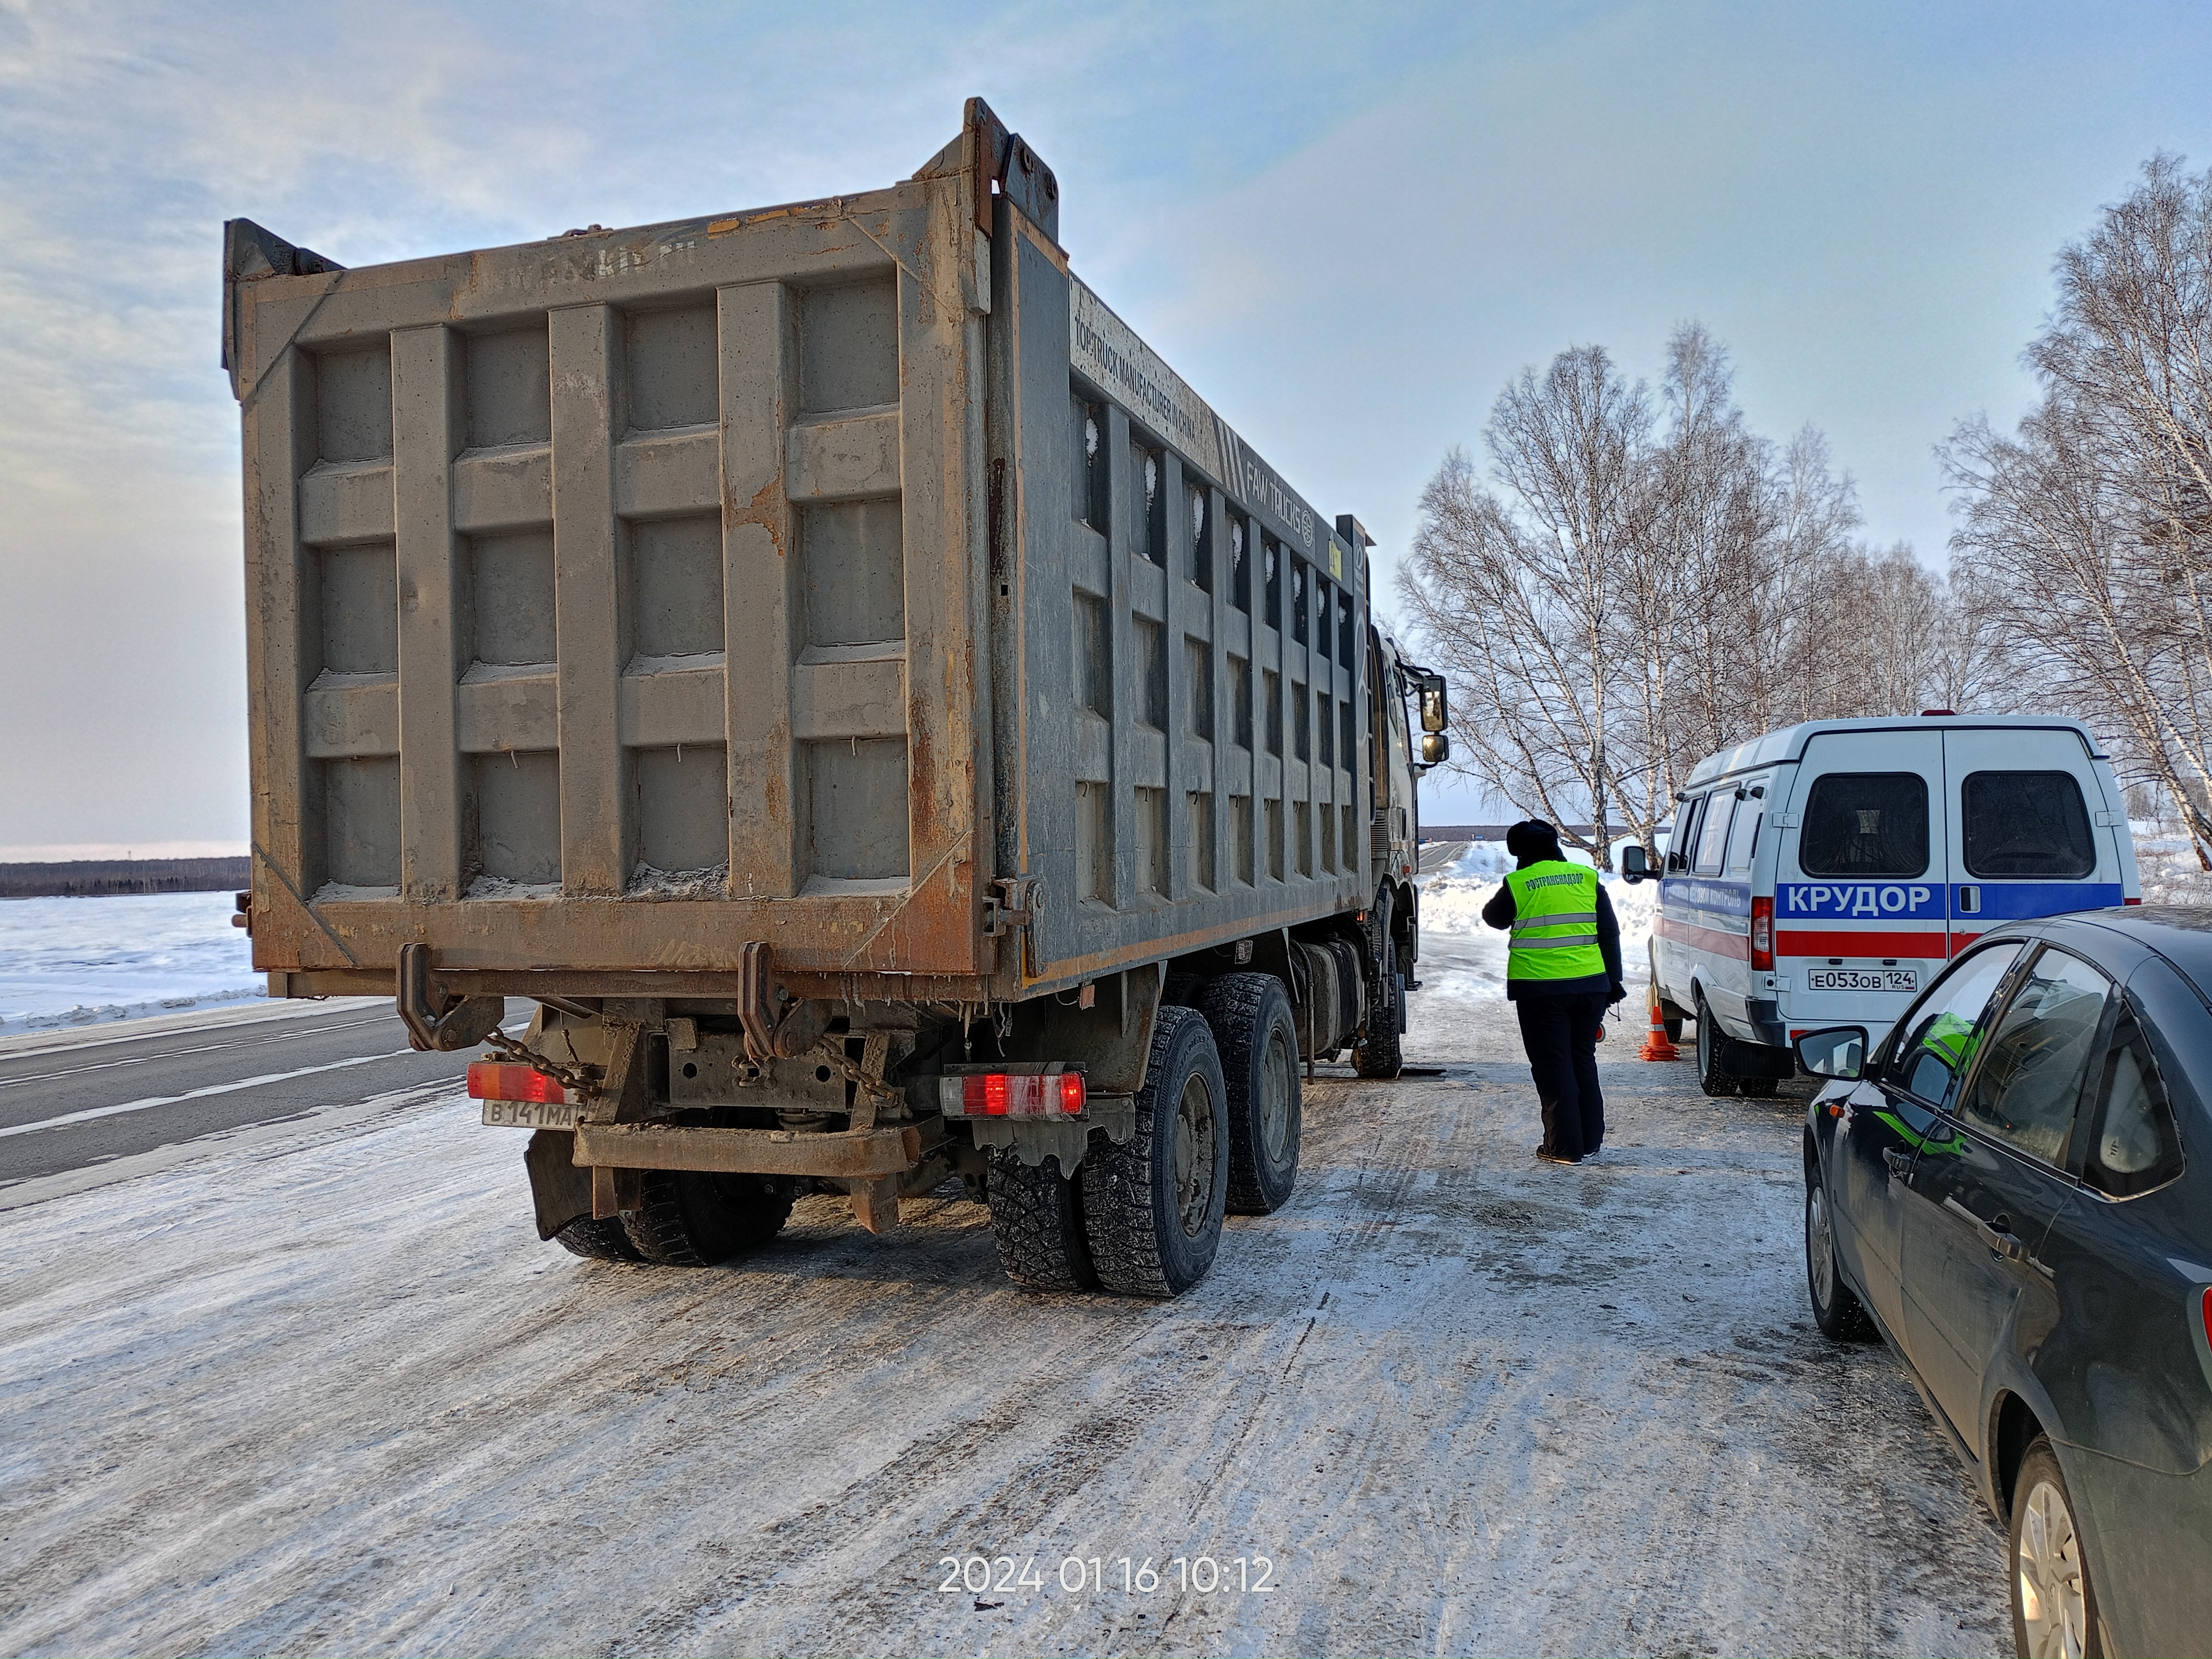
[1882, 1148, 1911, 1178]
[1975, 1216, 2027, 1261]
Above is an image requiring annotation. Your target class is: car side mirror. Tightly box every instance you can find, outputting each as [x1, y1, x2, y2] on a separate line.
[1619, 844, 1649, 884]
[1419, 675, 1449, 733]
[1794, 1026, 1869, 1081]
[1420, 730, 1449, 766]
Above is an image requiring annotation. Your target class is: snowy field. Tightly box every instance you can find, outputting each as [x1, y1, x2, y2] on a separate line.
[0, 891, 261, 1035]
[0, 962, 2008, 1658]
[1415, 840, 1658, 1007]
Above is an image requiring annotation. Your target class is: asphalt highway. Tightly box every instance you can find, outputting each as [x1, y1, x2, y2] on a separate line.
[0, 1002, 477, 1192]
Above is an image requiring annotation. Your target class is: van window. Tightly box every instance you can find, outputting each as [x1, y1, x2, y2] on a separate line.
[1800, 773, 1929, 878]
[1694, 793, 1736, 874]
[1669, 795, 1706, 872]
[1725, 793, 1764, 872]
[1962, 771, 2096, 879]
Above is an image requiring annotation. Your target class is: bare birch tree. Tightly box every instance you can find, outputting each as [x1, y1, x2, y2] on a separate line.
[1946, 153, 2212, 863]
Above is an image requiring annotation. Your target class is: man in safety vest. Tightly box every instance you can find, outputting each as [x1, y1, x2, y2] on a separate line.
[1481, 819, 1627, 1164]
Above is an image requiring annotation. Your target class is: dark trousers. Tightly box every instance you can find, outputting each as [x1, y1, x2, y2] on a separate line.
[1515, 991, 1607, 1161]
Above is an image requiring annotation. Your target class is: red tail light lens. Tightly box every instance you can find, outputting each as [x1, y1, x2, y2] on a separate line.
[2201, 1285, 2211, 1351]
[466, 1062, 573, 1105]
[1750, 896, 1775, 971]
[940, 1072, 1086, 1118]
[2124, 896, 2143, 906]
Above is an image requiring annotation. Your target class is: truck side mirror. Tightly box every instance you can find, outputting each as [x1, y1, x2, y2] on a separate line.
[1419, 675, 1449, 733]
[1419, 730, 1449, 766]
[1619, 844, 1649, 884]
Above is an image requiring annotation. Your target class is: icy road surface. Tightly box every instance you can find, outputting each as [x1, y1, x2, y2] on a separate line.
[0, 945, 2007, 1658]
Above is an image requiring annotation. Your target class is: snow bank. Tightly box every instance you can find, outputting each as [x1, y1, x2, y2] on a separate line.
[0, 890, 262, 1033]
[1415, 840, 1655, 1002]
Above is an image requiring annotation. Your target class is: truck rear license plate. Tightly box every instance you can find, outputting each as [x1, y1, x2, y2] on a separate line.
[1805, 968, 1918, 993]
[480, 1099, 583, 1130]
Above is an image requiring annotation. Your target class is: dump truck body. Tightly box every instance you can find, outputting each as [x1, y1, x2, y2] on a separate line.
[226, 100, 1443, 1291]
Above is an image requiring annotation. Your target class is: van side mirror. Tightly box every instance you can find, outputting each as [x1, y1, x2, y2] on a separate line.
[1419, 674, 1449, 733]
[1419, 730, 1449, 766]
[1794, 1026, 1869, 1082]
[1619, 845, 1649, 884]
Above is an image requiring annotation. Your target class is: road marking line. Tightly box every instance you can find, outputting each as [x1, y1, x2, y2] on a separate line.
[0, 1050, 420, 1139]
[0, 1016, 402, 1091]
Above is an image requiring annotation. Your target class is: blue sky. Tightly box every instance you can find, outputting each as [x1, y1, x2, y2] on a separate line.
[3, 0, 2208, 848]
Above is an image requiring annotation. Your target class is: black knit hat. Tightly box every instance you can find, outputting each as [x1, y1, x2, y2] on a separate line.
[1504, 819, 1562, 860]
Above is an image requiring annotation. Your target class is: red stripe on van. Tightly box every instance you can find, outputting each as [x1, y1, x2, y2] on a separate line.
[1778, 929, 1948, 959]
[1655, 914, 1747, 958]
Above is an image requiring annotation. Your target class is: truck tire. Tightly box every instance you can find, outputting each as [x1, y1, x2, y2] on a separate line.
[986, 1145, 1099, 1291]
[1354, 901, 1404, 1078]
[621, 1170, 794, 1267]
[553, 1216, 644, 1262]
[1694, 991, 1739, 1097]
[1080, 1006, 1229, 1297]
[1196, 973, 1302, 1215]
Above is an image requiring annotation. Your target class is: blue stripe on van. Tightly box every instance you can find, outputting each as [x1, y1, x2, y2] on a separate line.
[1963, 882, 2124, 920]
[1659, 877, 1751, 916]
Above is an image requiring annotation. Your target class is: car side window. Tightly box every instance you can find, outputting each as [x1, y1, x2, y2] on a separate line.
[2081, 999, 2185, 1198]
[1883, 943, 2024, 1107]
[1956, 946, 2111, 1166]
[1694, 793, 1736, 874]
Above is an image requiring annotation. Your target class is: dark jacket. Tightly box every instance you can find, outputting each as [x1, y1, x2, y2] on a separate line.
[1483, 862, 1626, 1003]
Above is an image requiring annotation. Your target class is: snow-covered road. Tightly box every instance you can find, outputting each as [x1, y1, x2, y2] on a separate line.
[0, 948, 2007, 1657]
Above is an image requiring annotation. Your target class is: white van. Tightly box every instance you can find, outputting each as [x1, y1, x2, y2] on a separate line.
[1624, 714, 2141, 1095]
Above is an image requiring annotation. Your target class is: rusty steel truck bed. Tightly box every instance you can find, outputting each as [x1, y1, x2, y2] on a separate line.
[224, 98, 1451, 1295]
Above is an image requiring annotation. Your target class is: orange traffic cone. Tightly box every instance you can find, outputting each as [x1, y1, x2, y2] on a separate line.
[1637, 984, 1680, 1061]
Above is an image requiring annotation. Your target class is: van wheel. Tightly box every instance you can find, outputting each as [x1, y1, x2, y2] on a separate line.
[1662, 1009, 1684, 1044]
[1197, 973, 1302, 1214]
[986, 1146, 1099, 1290]
[621, 1170, 794, 1266]
[2011, 1436, 2102, 1659]
[1080, 1006, 1229, 1297]
[1694, 993, 1738, 1097]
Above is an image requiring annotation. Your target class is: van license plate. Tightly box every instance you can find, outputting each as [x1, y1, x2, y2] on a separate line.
[1805, 968, 1918, 993]
[481, 1099, 583, 1130]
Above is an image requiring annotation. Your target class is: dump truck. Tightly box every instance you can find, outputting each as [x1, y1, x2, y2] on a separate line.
[221, 98, 1451, 1296]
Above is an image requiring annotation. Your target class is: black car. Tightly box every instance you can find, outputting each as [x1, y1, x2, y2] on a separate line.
[1795, 907, 2212, 1659]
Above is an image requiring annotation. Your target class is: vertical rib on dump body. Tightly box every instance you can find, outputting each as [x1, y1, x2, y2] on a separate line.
[227, 99, 1375, 1011]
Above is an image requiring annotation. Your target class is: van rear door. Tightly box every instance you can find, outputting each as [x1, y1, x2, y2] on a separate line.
[1777, 730, 1950, 1035]
[1944, 728, 2126, 949]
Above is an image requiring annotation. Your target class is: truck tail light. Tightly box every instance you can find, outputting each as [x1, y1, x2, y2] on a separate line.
[939, 1072, 1086, 1118]
[2124, 896, 2143, 906]
[466, 1062, 573, 1106]
[1750, 896, 1775, 971]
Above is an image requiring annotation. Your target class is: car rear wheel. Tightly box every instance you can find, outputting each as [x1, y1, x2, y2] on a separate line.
[2011, 1435, 2101, 1659]
[1805, 1180, 1874, 1340]
[1694, 992, 1738, 1096]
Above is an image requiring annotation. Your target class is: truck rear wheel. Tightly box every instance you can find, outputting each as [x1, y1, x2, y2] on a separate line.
[1198, 973, 1302, 1214]
[553, 1216, 644, 1262]
[621, 1170, 794, 1267]
[1080, 1006, 1229, 1297]
[986, 1147, 1099, 1291]
[1354, 901, 1405, 1079]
